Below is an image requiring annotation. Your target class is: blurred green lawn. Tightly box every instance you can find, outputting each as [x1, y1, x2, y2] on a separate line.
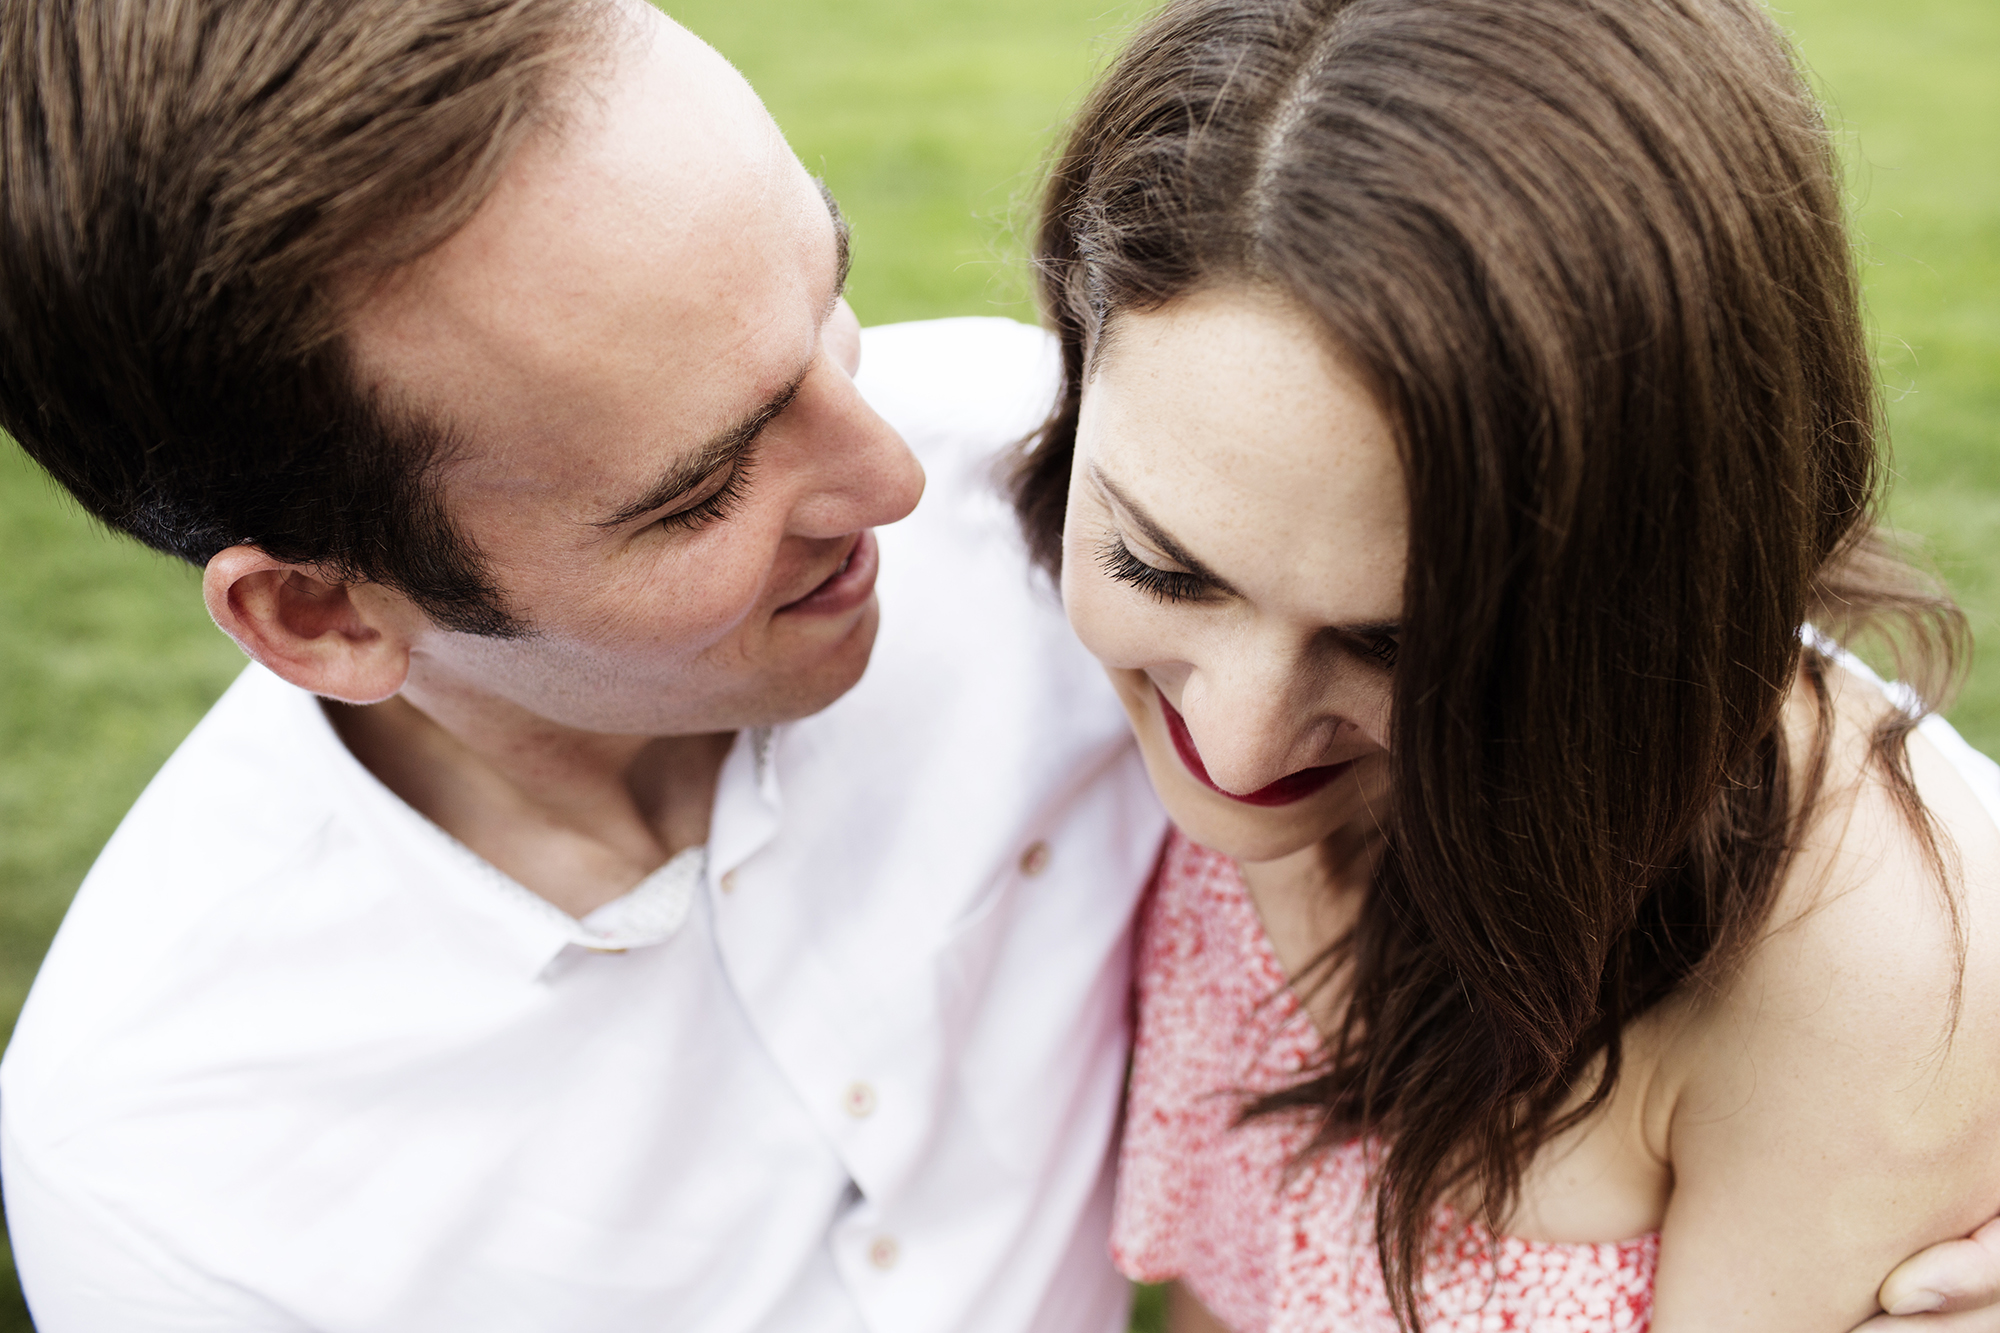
[0, 0, 1994, 1327]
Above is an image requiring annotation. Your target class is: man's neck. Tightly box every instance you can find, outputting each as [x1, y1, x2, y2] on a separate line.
[327, 689, 735, 919]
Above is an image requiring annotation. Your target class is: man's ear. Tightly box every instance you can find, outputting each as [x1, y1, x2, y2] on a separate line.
[202, 546, 415, 704]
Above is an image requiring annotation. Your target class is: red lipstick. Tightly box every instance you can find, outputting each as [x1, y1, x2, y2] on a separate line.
[1156, 688, 1349, 807]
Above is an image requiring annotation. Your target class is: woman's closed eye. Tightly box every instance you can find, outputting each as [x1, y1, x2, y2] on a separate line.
[1355, 633, 1399, 669]
[1097, 532, 1217, 604]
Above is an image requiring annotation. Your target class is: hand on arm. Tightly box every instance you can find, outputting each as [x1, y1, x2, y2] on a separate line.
[1854, 1219, 2000, 1331]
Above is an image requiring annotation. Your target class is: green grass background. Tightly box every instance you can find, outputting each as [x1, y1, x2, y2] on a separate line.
[0, 0, 1994, 1326]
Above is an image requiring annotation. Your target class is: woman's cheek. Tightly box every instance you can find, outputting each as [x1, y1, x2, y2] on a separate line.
[1061, 554, 1164, 672]
[1351, 683, 1394, 752]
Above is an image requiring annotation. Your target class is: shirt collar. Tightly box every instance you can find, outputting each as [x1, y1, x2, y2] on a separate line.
[707, 724, 784, 883]
[291, 677, 785, 985]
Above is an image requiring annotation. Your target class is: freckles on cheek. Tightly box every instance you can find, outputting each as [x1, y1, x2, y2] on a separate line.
[1060, 553, 1156, 672]
[1059, 474, 1171, 672]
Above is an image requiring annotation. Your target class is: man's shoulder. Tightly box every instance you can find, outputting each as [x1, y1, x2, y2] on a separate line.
[0, 665, 410, 1129]
[52, 662, 346, 904]
[65, 661, 353, 895]
[854, 316, 1057, 461]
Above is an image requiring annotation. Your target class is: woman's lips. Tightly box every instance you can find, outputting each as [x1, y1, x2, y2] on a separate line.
[1156, 688, 1349, 807]
[778, 530, 878, 615]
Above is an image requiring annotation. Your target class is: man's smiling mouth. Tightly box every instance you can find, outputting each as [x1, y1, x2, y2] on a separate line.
[777, 530, 877, 615]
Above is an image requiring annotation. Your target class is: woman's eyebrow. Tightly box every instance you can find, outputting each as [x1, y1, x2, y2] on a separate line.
[1090, 463, 1401, 640]
[1089, 463, 1239, 595]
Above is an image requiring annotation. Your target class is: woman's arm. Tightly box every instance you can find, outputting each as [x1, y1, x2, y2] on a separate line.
[1652, 731, 2000, 1331]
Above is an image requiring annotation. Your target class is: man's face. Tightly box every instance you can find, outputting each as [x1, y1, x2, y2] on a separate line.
[345, 2, 924, 737]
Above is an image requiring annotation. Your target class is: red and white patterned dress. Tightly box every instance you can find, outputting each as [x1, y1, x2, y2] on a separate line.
[1112, 830, 1657, 1332]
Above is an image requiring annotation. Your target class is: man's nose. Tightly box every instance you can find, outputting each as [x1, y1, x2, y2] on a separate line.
[789, 363, 926, 536]
[847, 401, 926, 529]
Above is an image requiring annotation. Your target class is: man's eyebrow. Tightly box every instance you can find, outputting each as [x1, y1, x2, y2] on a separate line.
[591, 182, 847, 532]
[1089, 463, 1240, 596]
[592, 372, 806, 530]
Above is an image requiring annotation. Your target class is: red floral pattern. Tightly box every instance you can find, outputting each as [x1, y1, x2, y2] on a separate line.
[1112, 830, 1657, 1332]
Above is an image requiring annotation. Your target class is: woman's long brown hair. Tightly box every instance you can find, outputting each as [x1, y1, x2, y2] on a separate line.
[1011, 0, 1967, 1325]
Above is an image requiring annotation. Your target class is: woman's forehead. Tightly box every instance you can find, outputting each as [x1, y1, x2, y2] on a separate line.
[1081, 288, 1408, 614]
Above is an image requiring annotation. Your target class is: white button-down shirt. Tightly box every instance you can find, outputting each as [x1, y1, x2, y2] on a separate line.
[1, 318, 1168, 1333]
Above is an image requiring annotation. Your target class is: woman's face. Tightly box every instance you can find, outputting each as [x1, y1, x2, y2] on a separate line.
[1062, 286, 1408, 864]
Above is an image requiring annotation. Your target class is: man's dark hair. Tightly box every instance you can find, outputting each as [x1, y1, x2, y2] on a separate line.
[0, 0, 612, 635]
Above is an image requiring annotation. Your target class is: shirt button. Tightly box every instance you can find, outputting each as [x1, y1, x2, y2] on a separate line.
[842, 1081, 878, 1118]
[720, 870, 738, 894]
[1018, 840, 1051, 876]
[868, 1236, 900, 1270]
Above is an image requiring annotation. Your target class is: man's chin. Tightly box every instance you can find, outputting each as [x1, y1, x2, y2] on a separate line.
[711, 596, 883, 733]
[467, 600, 884, 739]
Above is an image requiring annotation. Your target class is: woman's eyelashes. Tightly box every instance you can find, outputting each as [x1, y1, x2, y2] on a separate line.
[1098, 527, 1400, 667]
[1356, 634, 1399, 670]
[1097, 533, 1214, 604]
[657, 452, 758, 533]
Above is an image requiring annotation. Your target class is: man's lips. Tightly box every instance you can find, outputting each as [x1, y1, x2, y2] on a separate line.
[1156, 688, 1350, 807]
[777, 530, 878, 615]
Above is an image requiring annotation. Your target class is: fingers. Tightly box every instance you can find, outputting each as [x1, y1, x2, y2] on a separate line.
[1877, 1220, 2000, 1321]
[1854, 1307, 2000, 1332]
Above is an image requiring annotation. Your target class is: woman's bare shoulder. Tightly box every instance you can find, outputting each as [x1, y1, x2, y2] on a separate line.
[1645, 664, 2000, 1331]
[1674, 661, 2000, 1149]
[1729, 663, 2000, 1074]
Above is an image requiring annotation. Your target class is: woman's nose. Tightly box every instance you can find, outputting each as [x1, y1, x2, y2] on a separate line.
[1177, 662, 1333, 796]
